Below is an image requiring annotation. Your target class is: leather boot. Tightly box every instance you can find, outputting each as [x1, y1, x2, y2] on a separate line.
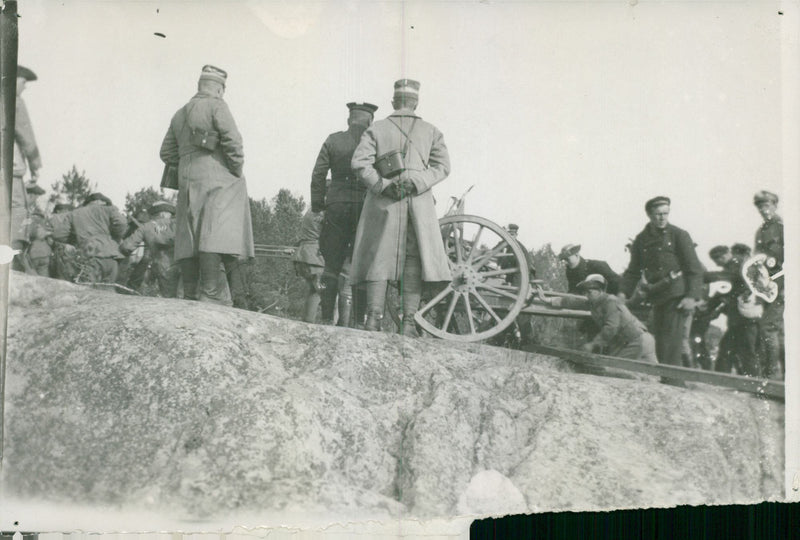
[319, 273, 339, 324]
[337, 290, 352, 327]
[364, 310, 383, 332]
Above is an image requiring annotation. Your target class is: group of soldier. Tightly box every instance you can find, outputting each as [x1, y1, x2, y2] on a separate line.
[549, 192, 784, 383]
[10, 63, 786, 383]
[10, 65, 179, 297]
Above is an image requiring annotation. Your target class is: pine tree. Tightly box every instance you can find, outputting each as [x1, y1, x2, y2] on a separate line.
[48, 165, 95, 207]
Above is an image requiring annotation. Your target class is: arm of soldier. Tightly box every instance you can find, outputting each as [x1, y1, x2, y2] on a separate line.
[213, 100, 245, 177]
[159, 119, 179, 165]
[407, 128, 450, 195]
[547, 295, 589, 310]
[677, 230, 704, 301]
[588, 302, 621, 351]
[119, 226, 145, 255]
[351, 129, 389, 195]
[596, 261, 621, 294]
[15, 98, 42, 176]
[109, 207, 129, 241]
[310, 140, 331, 213]
[619, 241, 642, 298]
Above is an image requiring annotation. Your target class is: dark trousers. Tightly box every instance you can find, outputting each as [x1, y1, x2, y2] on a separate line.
[758, 294, 784, 380]
[126, 253, 151, 291]
[181, 252, 248, 309]
[319, 202, 364, 323]
[652, 297, 691, 367]
[716, 320, 759, 376]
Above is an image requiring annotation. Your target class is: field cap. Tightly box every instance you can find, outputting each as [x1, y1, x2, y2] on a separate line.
[199, 64, 227, 86]
[645, 196, 671, 213]
[576, 273, 607, 291]
[394, 79, 420, 99]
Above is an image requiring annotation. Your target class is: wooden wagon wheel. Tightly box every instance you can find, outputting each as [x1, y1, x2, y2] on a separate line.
[414, 214, 530, 341]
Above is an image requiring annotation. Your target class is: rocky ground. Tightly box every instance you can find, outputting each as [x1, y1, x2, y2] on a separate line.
[0, 273, 785, 527]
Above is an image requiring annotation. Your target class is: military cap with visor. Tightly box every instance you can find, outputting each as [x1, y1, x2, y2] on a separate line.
[347, 102, 378, 115]
[393, 79, 420, 99]
[576, 273, 607, 291]
[645, 196, 671, 213]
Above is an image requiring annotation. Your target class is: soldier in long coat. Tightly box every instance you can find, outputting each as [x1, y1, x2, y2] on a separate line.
[11, 66, 43, 272]
[752, 190, 784, 380]
[160, 65, 254, 308]
[350, 79, 451, 335]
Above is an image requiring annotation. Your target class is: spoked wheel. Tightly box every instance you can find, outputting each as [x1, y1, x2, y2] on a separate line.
[414, 215, 530, 342]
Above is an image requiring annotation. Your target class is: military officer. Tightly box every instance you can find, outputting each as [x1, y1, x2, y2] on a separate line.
[160, 65, 254, 308]
[311, 101, 378, 326]
[753, 190, 784, 379]
[350, 79, 451, 336]
[559, 243, 621, 295]
[619, 196, 703, 386]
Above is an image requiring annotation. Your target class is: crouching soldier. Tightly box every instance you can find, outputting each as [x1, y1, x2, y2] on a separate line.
[120, 201, 180, 297]
[50, 192, 127, 283]
[547, 274, 657, 363]
[292, 208, 325, 323]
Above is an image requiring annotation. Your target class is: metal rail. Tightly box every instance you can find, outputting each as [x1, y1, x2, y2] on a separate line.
[526, 343, 784, 401]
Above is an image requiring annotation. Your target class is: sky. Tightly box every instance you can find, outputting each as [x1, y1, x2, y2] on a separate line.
[17, 0, 793, 274]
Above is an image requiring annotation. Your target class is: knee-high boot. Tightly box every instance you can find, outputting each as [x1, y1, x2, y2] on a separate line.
[319, 272, 339, 324]
[364, 280, 387, 331]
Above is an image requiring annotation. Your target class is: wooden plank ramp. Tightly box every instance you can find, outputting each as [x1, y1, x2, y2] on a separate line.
[525, 343, 784, 402]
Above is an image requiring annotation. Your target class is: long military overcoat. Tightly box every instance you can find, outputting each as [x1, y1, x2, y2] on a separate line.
[349, 108, 451, 283]
[160, 91, 254, 261]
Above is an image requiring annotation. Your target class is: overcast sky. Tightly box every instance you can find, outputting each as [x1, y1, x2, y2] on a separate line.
[18, 0, 791, 272]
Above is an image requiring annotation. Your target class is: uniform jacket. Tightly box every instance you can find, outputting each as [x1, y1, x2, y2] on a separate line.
[562, 293, 649, 353]
[310, 128, 367, 210]
[160, 91, 254, 261]
[50, 204, 127, 259]
[120, 216, 176, 273]
[350, 108, 451, 282]
[621, 223, 704, 305]
[566, 257, 620, 294]
[755, 216, 783, 269]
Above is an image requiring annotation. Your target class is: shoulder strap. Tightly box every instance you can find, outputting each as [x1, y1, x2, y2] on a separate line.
[388, 118, 428, 168]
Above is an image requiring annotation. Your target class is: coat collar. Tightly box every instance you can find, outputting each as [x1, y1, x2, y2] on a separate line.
[389, 107, 421, 119]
